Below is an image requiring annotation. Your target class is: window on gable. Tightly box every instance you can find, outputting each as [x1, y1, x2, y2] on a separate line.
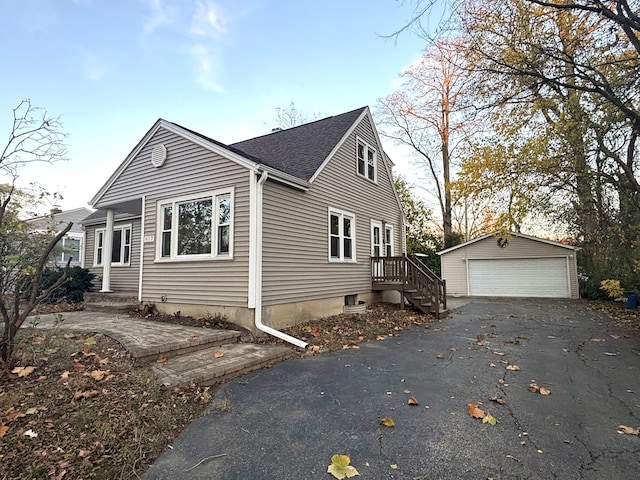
[329, 208, 355, 262]
[356, 137, 376, 182]
[158, 189, 233, 260]
[94, 225, 131, 266]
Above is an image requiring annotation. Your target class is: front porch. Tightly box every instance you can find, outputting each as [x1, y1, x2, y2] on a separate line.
[371, 255, 448, 318]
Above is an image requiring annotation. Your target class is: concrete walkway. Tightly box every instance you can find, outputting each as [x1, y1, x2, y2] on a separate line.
[143, 298, 640, 480]
[29, 311, 240, 360]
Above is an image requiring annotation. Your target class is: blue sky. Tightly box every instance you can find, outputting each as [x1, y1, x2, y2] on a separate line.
[0, 0, 430, 211]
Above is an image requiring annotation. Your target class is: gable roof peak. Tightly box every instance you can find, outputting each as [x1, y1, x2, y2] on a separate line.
[231, 106, 369, 180]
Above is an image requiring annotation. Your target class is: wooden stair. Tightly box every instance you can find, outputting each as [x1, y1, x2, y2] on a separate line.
[372, 255, 448, 318]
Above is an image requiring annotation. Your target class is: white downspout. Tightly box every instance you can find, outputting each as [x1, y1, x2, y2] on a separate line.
[138, 195, 146, 302]
[254, 170, 308, 349]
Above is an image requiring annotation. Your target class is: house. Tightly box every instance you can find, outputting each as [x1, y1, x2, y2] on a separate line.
[437, 232, 579, 298]
[25, 207, 93, 267]
[82, 107, 410, 339]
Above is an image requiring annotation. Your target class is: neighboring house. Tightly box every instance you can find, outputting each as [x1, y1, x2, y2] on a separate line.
[25, 207, 93, 267]
[82, 107, 406, 334]
[437, 232, 579, 299]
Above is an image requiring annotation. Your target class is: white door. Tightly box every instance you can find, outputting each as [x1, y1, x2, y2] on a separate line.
[371, 221, 382, 257]
[468, 257, 570, 298]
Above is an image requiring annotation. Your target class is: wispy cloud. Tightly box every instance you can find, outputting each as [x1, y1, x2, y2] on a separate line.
[139, 0, 230, 92]
[189, 0, 227, 39]
[187, 44, 225, 92]
[140, 0, 175, 35]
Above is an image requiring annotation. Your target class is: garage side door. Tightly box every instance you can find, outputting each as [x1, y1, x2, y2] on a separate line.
[468, 258, 569, 298]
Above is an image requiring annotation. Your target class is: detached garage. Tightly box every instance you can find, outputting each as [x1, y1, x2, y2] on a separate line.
[438, 232, 579, 299]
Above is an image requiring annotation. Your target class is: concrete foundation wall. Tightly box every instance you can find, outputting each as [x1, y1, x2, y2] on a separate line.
[151, 290, 403, 334]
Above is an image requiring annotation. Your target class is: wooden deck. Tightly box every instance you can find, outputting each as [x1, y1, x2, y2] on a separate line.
[371, 255, 447, 318]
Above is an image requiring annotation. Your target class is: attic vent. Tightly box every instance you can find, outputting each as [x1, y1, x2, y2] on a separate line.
[151, 144, 167, 168]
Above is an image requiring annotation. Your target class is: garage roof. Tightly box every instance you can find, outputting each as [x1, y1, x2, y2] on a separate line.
[437, 231, 577, 256]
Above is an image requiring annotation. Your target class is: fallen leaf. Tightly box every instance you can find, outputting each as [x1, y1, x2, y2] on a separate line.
[489, 396, 506, 405]
[506, 365, 521, 371]
[380, 417, 395, 427]
[492, 351, 506, 356]
[156, 355, 168, 364]
[482, 413, 498, 425]
[73, 390, 99, 401]
[84, 336, 97, 345]
[408, 396, 419, 406]
[78, 449, 91, 458]
[11, 366, 35, 378]
[376, 335, 386, 341]
[609, 334, 621, 339]
[436, 353, 445, 359]
[390, 464, 399, 469]
[59, 371, 70, 381]
[24, 429, 38, 438]
[489, 362, 496, 367]
[5, 407, 26, 422]
[187, 335, 199, 345]
[617, 425, 639, 435]
[327, 454, 360, 479]
[603, 352, 618, 356]
[0, 424, 8, 438]
[25, 407, 40, 415]
[213, 351, 224, 358]
[529, 383, 540, 393]
[590, 338, 604, 342]
[72, 363, 86, 372]
[468, 402, 486, 419]
[539, 387, 551, 396]
[98, 357, 110, 366]
[89, 370, 107, 381]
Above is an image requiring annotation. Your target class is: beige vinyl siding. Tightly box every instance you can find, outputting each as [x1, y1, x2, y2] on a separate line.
[84, 218, 141, 292]
[440, 235, 579, 298]
[262, 115, 403, 305]
[129, 129, 251, 307]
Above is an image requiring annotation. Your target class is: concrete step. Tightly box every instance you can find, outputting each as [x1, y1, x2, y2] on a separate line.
[152, 343, 293, 388]
[127, 328, 242, 363]
[84, 302, 139, 314]
[84, 292, 138, 303]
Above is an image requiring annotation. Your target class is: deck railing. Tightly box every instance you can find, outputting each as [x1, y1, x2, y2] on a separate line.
[371, 255, 446, 313]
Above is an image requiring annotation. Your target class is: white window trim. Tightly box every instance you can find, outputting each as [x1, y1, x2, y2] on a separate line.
[155, 188, 234, 262]
[94, 224, 132, 267]
[328, 207, 357, 263]
[371, 220, 383, 257]
[356, 136, 377, 183]
[385, 224, 395, 257]
[58, 234, 83, 264]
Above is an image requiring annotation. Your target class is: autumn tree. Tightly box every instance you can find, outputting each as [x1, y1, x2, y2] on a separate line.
[0, 100, 71, 369]
[393, 0, 640, 292]
[395, 176, 444, 272]
[377, 36, 474, 248]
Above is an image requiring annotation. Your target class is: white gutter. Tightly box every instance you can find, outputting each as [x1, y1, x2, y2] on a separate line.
[253, 170, 308, 349]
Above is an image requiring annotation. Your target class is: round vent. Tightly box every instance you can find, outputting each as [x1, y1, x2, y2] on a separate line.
[151, 144, 167, 168]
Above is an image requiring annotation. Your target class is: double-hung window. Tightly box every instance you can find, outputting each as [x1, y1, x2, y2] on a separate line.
[94, 225, 131, 266]
[356, 137, 376, 182]
[157, 188, 233, 260]
[329, 208, 355, 262]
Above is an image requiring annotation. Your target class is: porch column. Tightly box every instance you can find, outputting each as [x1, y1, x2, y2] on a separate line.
[100, 208, 114, 292]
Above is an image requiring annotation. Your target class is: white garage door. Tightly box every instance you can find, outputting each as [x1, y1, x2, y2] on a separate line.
[468, 258, 569, 298]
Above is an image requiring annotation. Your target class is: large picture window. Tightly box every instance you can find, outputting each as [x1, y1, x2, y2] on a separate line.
[329, 208, 355, 262]
[94, 225, 131, 266]
[157, 189, 233, 260]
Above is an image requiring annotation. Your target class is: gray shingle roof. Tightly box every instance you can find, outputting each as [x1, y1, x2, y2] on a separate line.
[231, 107, 366, 181]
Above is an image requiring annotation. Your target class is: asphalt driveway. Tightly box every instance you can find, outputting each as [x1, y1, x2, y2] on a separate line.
[143, 298, 640, 479]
